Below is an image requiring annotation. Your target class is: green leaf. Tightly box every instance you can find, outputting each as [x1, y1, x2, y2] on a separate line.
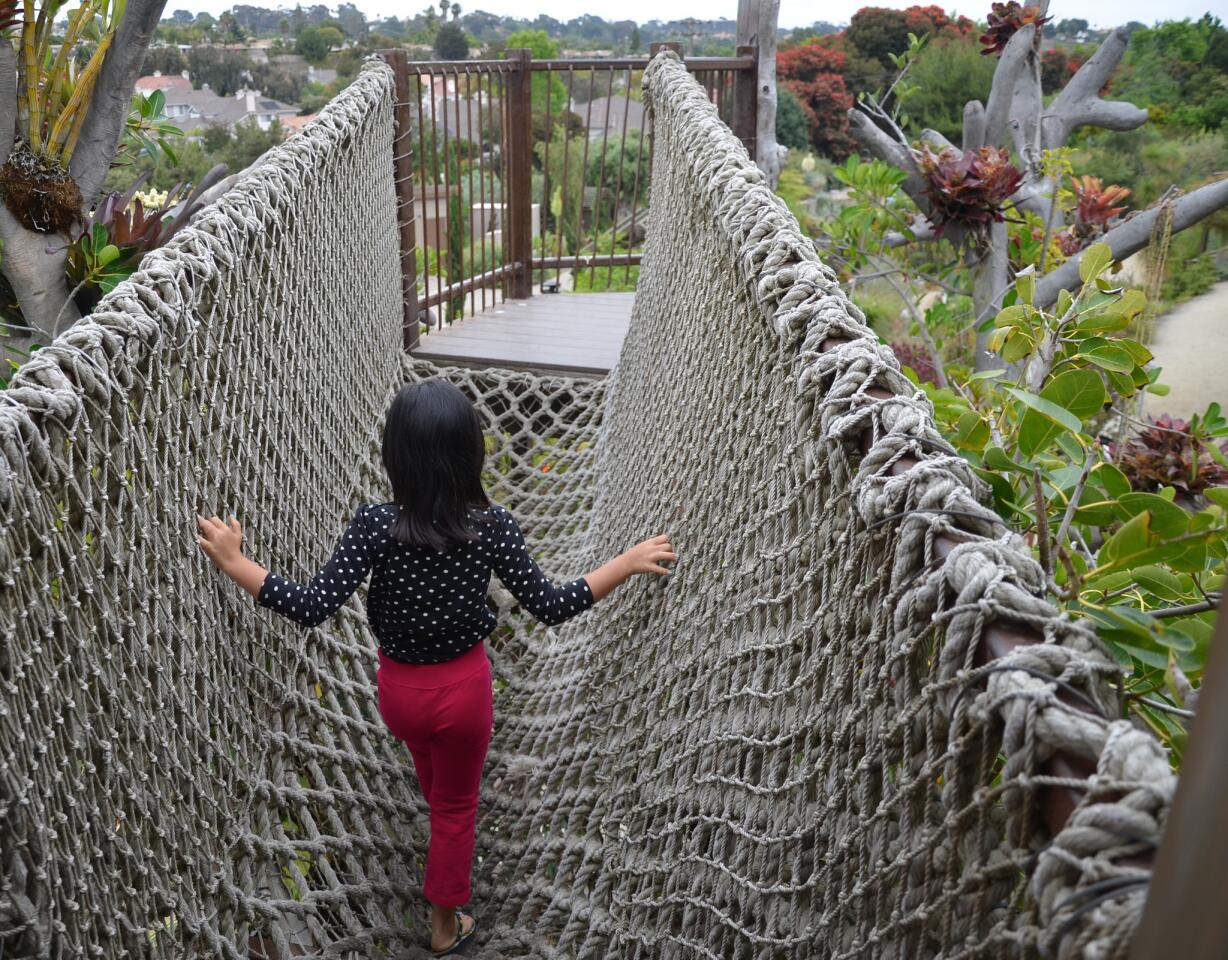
[1016, 273, 1035, 305]
[983, 445, 1024, 473]
[1132, 565, 1184, 601]
[1078, 242, 1113, 284]
[97, 244, 121, 268]
[1001, 330, 1034, 363]
[1082, 345, 1135, 374]
[1073, 311, 1131, 334]
[1117, 493, 1189, 539]
[1007, 387, 1082, 433]
[994, 304, 1030, 327]
[967, 368, 1007, 381]
[1073, 499, 1119, 525]
[972, 466, 1016, 512]
[953, 409, 990, 451]
[1057, 288, 1074, 317]
[1100, 511, 1151, 565]
[1119, 338, 1153, 364]
[1042, 368, 1108, 419]
[1055, 431, 1086, 464]
[1153, 626, 1196, 652]
[1204, 487, 1228, 509]
[1094, 462, 1131, 498]
[1105, 368, 1137, 397]
[1008, 386, 1083, 457]
[1119, 288, 1146, 319]
[1114, 640, 1169, 669]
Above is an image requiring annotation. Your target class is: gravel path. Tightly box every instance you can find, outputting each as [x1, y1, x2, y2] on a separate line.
[1143, 281, 1228, 422]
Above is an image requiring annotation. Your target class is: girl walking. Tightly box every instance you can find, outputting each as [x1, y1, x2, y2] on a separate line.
[197, 379, 674, 955]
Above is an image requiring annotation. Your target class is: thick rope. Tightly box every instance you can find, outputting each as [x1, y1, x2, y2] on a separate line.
[0, 53, 1174, 960]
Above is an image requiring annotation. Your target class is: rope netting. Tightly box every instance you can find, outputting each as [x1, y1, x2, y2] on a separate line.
[0, 54, 1175, 959]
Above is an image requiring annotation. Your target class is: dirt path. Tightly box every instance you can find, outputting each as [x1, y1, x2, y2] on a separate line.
[1143, 281, 1228, 422]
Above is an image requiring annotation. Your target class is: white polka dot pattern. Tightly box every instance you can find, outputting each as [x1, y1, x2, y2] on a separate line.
[257, 503, 594, 662]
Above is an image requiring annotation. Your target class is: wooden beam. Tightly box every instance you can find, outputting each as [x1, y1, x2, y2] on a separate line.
[387, 50, 420, 352]
[1130, 606, 1228, 960]
[732, 44, 759, 159]
[505, 48, 533, 300]
[649, 41, 684, 57]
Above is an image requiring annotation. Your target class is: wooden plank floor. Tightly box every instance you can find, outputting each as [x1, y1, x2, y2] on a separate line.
[411, 292, 634, 377]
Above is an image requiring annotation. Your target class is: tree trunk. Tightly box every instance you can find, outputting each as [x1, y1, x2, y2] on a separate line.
[973, 221, 1008, 371]
[0, 208, 76, 348]
[737, 0, 783, 188]
[0, 43, 77, 361]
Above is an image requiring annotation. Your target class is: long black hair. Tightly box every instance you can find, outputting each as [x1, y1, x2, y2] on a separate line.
[382, 379, 490, 551]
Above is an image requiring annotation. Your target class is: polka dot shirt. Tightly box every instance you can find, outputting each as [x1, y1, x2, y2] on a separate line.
[257, 503, 594, 663]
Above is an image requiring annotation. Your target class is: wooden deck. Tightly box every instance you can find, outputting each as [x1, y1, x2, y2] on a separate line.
[411, 292, 634, 377]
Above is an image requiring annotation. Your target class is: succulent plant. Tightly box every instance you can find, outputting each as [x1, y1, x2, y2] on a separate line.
[915, 145, 1024, 237]
[1072, 175, 1131, 228]
[979, 2, 1050, 56]
[63, 164, 228, 311]
[1113, 412, 1228, 497]
[890, 340, 942, 386]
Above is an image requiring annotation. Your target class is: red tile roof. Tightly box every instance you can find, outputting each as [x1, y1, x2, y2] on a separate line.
[135, 74, 193, 93]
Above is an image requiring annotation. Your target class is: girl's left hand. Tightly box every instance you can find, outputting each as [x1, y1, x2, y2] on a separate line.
[197, 515, 244, 571]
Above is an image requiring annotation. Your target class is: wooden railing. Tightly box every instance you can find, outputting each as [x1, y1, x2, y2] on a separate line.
[381, 45, 757, 350]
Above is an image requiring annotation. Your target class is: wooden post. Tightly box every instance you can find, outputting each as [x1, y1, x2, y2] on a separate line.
[1130, 607, 1228, 960]
[505, 47, 533, 301]
[732, 43, 758, 159]
[388, 50, 420, 351]
[736, 0, 782, 186]
[649, 41, 684, 57]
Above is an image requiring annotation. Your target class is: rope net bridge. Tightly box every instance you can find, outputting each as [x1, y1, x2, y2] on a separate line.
[0, 55, 1175, 959]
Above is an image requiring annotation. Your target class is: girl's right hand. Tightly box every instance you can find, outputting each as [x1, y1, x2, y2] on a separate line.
[622, 534, 676, 576]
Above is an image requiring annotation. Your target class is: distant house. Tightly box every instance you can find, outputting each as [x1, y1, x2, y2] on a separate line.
[134, 73, 298, 133]
[307, 65, 337, 86]
[578, 96, 646, 138]
[135, 73, 193, 98]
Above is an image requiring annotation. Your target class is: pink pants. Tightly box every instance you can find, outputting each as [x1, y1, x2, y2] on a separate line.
[376, 641, 493, 908]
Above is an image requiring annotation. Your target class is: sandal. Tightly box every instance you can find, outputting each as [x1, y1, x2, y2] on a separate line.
[431, 909, 476, 956]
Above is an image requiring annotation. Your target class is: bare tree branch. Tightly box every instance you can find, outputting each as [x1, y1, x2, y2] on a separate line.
[918, 128, 955, 153]
[962, 99, 986, 151]
[68, 0, 169, 208]
[1007, 44, 1043, 176]
[1043, 28, 1147, 150]
[884, 219, 938, 246]
[983, 24, 1035, 147]
[1034, 176, 1228, 307]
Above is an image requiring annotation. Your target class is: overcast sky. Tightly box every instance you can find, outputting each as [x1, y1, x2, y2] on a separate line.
[178, 0, 1221, 30]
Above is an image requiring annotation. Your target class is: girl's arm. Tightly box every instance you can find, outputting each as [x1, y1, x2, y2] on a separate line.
[583, 534, 676, 601]
[197, 516, 268, 595]
[489, 507, 675, 625]
[197, 509, 379, 628]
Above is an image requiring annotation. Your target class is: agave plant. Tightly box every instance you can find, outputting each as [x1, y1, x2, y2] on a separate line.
[915, 145, 1024, 237]
[979, 1, 1050, 56]
[63, 164, 227, 311]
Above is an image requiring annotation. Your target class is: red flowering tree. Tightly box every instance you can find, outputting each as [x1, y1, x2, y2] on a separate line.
[777, 45, 858, 158]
